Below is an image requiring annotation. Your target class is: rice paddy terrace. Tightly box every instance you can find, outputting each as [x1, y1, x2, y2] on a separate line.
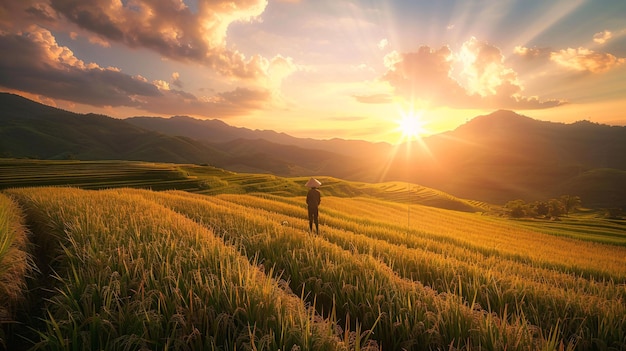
[0, 159, 199, 191]
[1, 158, 625, 350]
[0, 159, 491, 212]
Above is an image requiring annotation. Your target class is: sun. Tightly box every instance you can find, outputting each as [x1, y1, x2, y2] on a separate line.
[395, 111, 427, 141]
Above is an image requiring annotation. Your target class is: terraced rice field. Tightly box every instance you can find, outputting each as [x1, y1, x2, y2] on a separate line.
[0, 159, 200, 191]
[1, 183, 624, 350]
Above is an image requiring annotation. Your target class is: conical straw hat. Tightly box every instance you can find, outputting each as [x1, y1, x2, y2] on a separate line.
[305, 177, 322, 188]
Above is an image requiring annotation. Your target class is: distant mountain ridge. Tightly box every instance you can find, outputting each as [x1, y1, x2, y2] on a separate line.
[128, 115, 297, 144]
[1, 92, 625, 208]
[407, 111, 626, 206]
[127, 115, 388, 160]
[0, 93, 226, 164]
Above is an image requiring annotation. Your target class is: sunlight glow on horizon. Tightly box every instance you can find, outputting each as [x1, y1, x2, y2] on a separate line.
[1, 0, 625, 144]
[392, 98, 434, 143]
[395, 110, 428, 142]
[370, 103, 441, 183]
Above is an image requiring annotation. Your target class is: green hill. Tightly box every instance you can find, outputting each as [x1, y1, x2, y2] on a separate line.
[0, 158, 491, 213]
[3, 92, 625, 209]
[0, 93, 225, 163]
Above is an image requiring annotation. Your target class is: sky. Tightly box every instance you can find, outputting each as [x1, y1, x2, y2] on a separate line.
[1, 0, 625, 144]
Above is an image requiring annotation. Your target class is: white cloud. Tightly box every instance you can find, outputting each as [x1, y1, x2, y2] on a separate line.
[378, 38, 389, 50]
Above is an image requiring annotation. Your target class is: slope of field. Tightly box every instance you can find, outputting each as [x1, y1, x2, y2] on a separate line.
[0, 159, 491, 213]
[2, 186, 625, 350]
[512, 215, 626, 246]
[180, 164, 492, 212]
[0, 159, 200, 191]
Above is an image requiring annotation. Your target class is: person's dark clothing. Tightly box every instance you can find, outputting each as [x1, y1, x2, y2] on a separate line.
[306, 188, 321, 233]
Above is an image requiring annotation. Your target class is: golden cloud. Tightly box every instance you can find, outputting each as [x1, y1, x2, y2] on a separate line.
[2, 0, 275, 81]
[0, 26, 274, 116]
[381, 38, 563, 109]
[550, 47, 625, 73]
[593, 30, 612, 45]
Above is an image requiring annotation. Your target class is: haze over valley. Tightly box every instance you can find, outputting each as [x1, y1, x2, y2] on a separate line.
[2, 92, 625, 209]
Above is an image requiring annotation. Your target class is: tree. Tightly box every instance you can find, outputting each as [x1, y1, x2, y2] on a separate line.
[559, 195, 581, 215]
[548, 199, 565, 218]
[505, 196, 583, 219]
[533, 201, 549, 217]
[505, 199, 527, 218]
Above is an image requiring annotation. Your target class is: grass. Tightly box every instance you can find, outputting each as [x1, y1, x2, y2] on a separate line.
[0, 193, 34, 348]
[0, 159, 199, 191]
[141, 190, 626, 349]
[0, 159, 493, 213]
[1, 158, 625, 350]
[131, 189, 541, 350]
[5, 187, 347, 351]
[511, 215, 626, 246]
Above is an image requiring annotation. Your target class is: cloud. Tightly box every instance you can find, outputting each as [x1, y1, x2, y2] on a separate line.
[87, 35, 111, 48]
[266, 55, 297, 88]
[217, 87, 271, 109]
[381, 38, 563, 110]
[171, 72, 183, 89]
[459, 37, 519, 97]
[382, 46, 465, 102]
[352, 93, 393, 104]
[593, 30, 612, 45]
[550, 47, 625, 73]
[513, 46, 551, 59]
[515, 41, 626, 74]
[0, 27, 162, 107]
[144, 87, 272, 117]
[0, 27, 273, 116]
[1, 0, 277, 80]
[378, 38, 389, 50]
[0, 1, 58, 29]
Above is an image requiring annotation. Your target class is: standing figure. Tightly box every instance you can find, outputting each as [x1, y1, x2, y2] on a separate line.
[305, 178, 322, 234]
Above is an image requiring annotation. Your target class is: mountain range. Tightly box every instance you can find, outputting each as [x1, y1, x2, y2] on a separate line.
[1, 92, 625, 208]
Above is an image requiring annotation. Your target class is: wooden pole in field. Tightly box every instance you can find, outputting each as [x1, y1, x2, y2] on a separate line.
[407, 181, 410, 234]
[404, 141, 409, 236]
